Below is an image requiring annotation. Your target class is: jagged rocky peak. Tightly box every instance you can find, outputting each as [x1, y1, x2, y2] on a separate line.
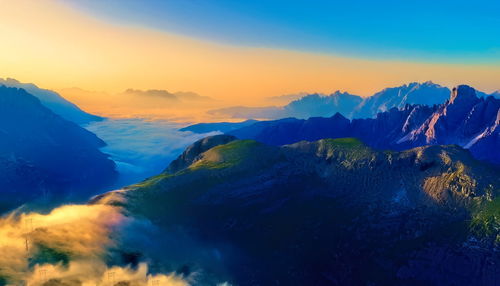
[331, 90, 352, 96]
[450, 85, 478, 104]
[408, 80, 437, 88]
[330, 112, 348, 120]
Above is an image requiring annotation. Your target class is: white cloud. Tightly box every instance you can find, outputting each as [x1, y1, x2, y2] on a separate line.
[85, 119, 220, 187]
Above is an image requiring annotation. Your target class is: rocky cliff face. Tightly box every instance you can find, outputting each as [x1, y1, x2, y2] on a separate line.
[93, 137, 500, 286]
[230, 85, 500, 165]
[0, 86, 116, 212]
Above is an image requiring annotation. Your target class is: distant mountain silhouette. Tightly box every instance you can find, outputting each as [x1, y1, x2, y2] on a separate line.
[285, 91, 363, 118]
[0, 86, 116, 211]
[207, 91, 362, 120]
[205, 81, 498, 122]
[229, 85, 500, 165]
[123, 88, 213, 101]
[0, 78, 102, 124]
[352, 81, 450, 118]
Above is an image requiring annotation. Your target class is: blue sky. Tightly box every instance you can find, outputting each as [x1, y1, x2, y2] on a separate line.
[66, 0, 500, 63]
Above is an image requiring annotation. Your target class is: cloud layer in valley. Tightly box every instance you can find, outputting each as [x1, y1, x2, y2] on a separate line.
[85, 119, 220, 188]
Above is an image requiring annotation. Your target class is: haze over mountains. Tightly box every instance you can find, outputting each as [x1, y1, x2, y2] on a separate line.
[123, 89, 213, 102]
[57, 86, 219, 121]
[208, 81, 499, 121]
[0, 78, 102, 124]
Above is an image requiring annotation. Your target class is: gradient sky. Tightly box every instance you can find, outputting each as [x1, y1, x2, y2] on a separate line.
[0, 0, 499, 113]
[66, 0, 500, 62]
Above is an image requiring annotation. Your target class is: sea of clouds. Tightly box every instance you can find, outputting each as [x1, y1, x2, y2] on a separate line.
[85, 119, 219, 188]
[0, 119, 235, 285]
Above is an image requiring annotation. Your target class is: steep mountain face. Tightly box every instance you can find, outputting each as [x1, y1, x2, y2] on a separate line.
[94, 137, 500, 286]
[230, 85, 500, 165]
[354, 81, 450, 118]
[0, 86, 116, 211]
[399, 86, 499, 145]
[0, 78, 102, 124]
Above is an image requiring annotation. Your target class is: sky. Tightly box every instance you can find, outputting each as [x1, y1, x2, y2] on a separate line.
[0, 0, 499, 115]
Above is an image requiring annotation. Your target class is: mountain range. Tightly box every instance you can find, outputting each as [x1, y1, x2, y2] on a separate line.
[353, 81, 450, 118]
[204, 81, 499, 121]
[0, 78, 498, 285]
[0, 78, 102, 124]
[123, 88, 213, 102]
[0, 85, 116, 212]
[91, 134, 500, 285]
[229, 85, 500, 165]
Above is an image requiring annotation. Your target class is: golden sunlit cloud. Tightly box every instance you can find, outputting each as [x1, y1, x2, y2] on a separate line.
[0, 0, 499, 118]
[0, 203, 189, 285]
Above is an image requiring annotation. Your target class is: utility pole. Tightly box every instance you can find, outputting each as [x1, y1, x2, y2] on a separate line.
[25, 218, 33, 253]
[108, 271, 115, 286]
[39, 269, 47, 284]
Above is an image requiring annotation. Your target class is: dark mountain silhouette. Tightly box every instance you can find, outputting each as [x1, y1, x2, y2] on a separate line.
[0, 86, 116, 211]
[229, 85, 500, 165]
[179, 119, 258, 134]
[0, 78, 102, 124]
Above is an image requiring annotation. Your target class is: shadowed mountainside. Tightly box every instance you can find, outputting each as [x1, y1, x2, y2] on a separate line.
[0, 86, 116, 212]
[93, 135, 500, 286]
[0, 78, 102, 124]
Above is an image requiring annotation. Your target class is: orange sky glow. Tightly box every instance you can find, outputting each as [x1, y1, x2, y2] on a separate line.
[1, 0, 499, 121]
